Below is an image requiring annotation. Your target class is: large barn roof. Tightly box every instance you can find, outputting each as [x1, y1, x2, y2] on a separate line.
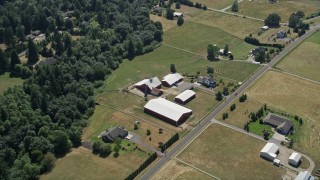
[175, 90, 196, 102]
[135, 77, 161, 90]
[162, 73, 183, 86]
[144, 98, 192, 122]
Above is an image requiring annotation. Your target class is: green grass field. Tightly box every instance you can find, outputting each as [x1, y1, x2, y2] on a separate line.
[193, 0, 234, 9]
[40, 147, 148, 180]
[235, 0, 320, 22]
[276, 31, 320, 82]
[190, 11, 263, 39]
[0, 72, 24, 94]
[164, 21, 255, 59]
[246, 70, 320, 163]
[177, 124, 286, 179]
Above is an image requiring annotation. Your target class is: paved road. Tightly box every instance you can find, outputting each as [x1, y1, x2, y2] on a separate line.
[139, 25, 320, 180]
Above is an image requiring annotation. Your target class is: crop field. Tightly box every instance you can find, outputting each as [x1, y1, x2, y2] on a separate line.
[40, 147, 148, 180]
[177, 124, 286, 179]
[276, 31, 320, 82]
[0, 72, 24, 94]
[235, 0, 320, 22]
[246, 70, 320, 162]
[164, 22, 255, 59]
[190, 11, 263, 39]
[151, 159, 212, 180]
[193, 0, 234, 9]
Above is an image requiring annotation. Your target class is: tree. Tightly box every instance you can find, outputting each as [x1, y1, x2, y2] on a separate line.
[127, 39, 135, 60]
[263, 130, 270, 140]
[207, 44, 218, 61]
[177, 16, 184, 26]
[113, 145, 120, 157]
[215, 91, 223, 101]
[146, 129, 151, 136]
[255, 50, 266, 63]
[92, 141, 102, 154]
[0, 49, 9, 71]
[176, 2, 181, 9]
[288, 13, 301, 28]
[296, 11, 305, 18]
[230, 104, 236, 111]
[231, 0, 239, 12]
[244, 123, 249, 132]
[27, 38, 39, 64]
[166, 9, 174, 20]
[223, 87, 229, 96]
[223, 44, 229, 56]
[170, 64, 176, 73]
[41, 153, 55, 173]
[264, 13, 281, 27]
[10, 50, 20, 69]
[50, 130, 71, 156]
[134, 123, 139, 130]
[222, 112, 229, 120]
[100, 143, 112, 157]
[159, 128, 163, 134]
[207, 67, 214, 74]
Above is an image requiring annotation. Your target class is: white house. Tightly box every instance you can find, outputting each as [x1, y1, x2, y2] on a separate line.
[295, 171, 315, 180]
[289, 152, 302, 167]
[260, 143, 279, 161]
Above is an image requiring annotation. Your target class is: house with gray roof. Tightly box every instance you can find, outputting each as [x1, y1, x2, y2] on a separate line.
[263, 113, 294, 135]
[100, 126, 128, 143]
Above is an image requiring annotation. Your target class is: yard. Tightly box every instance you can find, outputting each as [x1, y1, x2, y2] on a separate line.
[276, 31, 320, 82]
[234, 0, 320, 22]
[177, 124, 286, 179]
[254, 25, 297, 45]
[150, 14, 177, 32]
[192, 0, 234, 9]
[0, 72, 24, 94]
[246, 70, 320, 163]
[40, 147, 148, 180]
[190, 10, 263, 39]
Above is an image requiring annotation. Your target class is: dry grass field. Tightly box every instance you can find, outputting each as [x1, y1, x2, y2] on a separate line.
[0, 72, 24, 94]
[40, 147, 148, 180]
[235, 0, 320, 22]
[172, 3, 203, 17]
[151, 159, 212, 180]
[177, 124, 286, 179]
[190, 11, 263, 39]
[246, 70, 320, 162]
[276, 31, 320, 82]
[254, 26, 297, 45]
[150, 14, 177, 32]
[194, 0, 234, 9]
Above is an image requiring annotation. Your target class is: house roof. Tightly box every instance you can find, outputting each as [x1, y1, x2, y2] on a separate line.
[144, 98, 192, 122]
[175, 90, 196, 102]
[135, 77, 161, 90]
[295, 171, 314, 180]
[261, 143, 279, 155]
[101, 126, 128, 141]
[162, 73, 183, 86]
[289, 152, 302, 162]
[263, 113, 294, 134]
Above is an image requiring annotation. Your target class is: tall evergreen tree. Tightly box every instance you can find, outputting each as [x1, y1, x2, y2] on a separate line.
[177, 16, 184, 26]
[27, 39, 39, 64]
[223, 44, 229, 56]
[231, 0, 239, 12]
[127, 39, 135, 60]
[10, 50, 20, 69]
[0, 49, 9, 71]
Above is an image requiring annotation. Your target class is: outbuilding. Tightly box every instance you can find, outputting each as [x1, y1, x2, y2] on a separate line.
[144, 98, 192, 126]
[134, 77, 162, 94]
[295, 171, 315, 180]
[289, 152, 302, 167]
[173, 12, 183, 17]
[260, 143, 279, 161]
[262, 26, 269, 30]
[162, 73, 183, 87]
[175, 90, 196, 104]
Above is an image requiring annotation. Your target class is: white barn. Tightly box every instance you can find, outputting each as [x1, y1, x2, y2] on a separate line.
[175, 90, 196, 104]
[162, 73, 183, 87]
[260, 143, 279, 161]
[289, 152, 302, 167]
[144, 98, 192, 126]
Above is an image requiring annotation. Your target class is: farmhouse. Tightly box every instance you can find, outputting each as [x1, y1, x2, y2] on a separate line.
[162, 73, 183, 87]
[134, 77, 161, 94]
[251, 47, 265, 57]
[100, 126, 128, 143]
[260, 142, 279, 161]
[263, 113, 294, 135]
[289, 152, 302, 167]
[277, 30, 287, 39]
[173, 12, 183, 17]
[295, 171, 315, 180]
[175, 90, 196, 104]
[197, 76, 216, 88]
[144, 98, 192, 126]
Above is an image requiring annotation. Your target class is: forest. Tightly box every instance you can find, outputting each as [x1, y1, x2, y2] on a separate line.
[0, 0, 161, 179]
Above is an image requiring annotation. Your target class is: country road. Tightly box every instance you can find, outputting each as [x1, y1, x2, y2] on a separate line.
[139, 24, 320, 180]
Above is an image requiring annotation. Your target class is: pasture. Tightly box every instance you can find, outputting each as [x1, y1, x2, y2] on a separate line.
[150, 14, 177, 32]
[177, 124, 286, 179]
[0, 72, 24, 94]
[190, 10, 263, 39]
[276, 31, 320, 82]
[193, 0, 234, 9]
[164, 21, 255, 59]
[40, 147, 148, 180]
[246, 70, 320, 162]
[172, 3, 203, 17]
[235, 0, 320, 22]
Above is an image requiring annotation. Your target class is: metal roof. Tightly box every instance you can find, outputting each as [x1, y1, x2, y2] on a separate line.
[261, 143, 279, 154]
[295, 171, 314, 180]
[175, 90, 196, 102]
[135, 77, 161, 90]
[162, 73, 183, 86]
[289, 152, 302, 162]
[144, 98, 192, 122]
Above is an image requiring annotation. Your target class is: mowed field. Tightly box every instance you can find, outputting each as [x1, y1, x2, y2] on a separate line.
[235, 0, 320, 22]
[164, 21, 255, 59]
[177, 125, 286, 179]
[194, 0, 233, 9]
[40, 147, 148, 180]
[246, 70, 320, 162]
[190, 11, 263, 39]
[0, 72, 24, 94]
[276, 31, 320, 82]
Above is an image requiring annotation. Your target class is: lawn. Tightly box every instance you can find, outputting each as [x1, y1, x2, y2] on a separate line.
[190, 10, 263, 39]
[246, 70, 320, 162]
[254, 26, 297, 45]
[177, 124, 286, 179]
[40, 147, 148, 180]
[234, 0, 320, 22]
[0, 72, 24, 94]
[276, 31, 320, 82]
[193, 0, 234, 9]
[151, 159, 212, 180]
[164, 21, 255, 59]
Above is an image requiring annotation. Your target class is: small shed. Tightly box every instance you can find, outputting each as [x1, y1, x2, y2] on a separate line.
[289, 152, 302, 167]
[175, 90, 196, 104]
[162, 73, 183, 87]
[260, 143, 279, 161]
[173, 12, 183, 17]
[273, 159, 281, 166]
[262, 26, 269, 30]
